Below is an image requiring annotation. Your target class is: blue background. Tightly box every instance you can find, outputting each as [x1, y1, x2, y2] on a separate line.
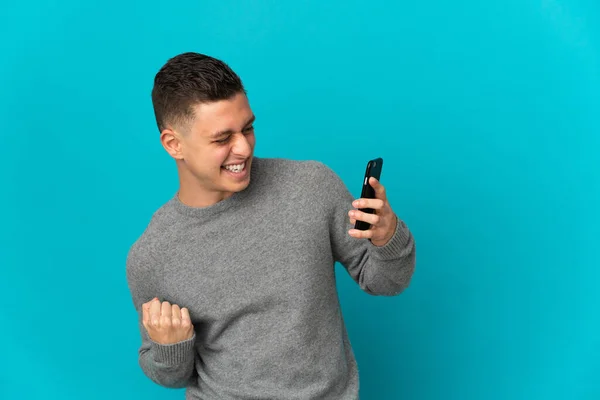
[1, 1, 599, 399]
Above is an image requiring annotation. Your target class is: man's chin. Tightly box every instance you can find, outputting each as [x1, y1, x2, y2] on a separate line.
[221, 177, 251, 195]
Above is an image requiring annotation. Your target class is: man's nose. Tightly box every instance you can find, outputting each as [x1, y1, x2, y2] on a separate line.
[231, 132, 252, 155]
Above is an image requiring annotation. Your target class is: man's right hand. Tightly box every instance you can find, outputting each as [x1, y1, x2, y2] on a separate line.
[142, 298, 195, 345]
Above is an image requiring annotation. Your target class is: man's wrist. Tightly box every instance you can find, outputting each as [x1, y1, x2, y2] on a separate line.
[371, 214, 398, 247]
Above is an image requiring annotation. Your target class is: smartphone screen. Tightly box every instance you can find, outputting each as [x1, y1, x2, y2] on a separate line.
[354, 157, 383, 231]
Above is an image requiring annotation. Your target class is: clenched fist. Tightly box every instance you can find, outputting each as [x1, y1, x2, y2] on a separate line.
[142, 298, 194, 345]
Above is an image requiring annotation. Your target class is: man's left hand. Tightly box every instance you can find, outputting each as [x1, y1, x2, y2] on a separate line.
[348, 177, 398, 247]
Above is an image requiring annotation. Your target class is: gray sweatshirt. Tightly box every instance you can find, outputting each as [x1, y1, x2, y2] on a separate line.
[126, 157, 416, 399]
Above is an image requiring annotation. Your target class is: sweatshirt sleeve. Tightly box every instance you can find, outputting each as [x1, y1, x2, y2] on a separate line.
[126, 243, 197, 388]
[319, 162, 416, 296]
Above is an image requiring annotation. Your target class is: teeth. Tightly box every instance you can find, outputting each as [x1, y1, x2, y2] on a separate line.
[224, 162, 245, 173]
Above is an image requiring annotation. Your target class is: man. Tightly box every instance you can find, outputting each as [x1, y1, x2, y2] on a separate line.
[126, 52, 416, 399]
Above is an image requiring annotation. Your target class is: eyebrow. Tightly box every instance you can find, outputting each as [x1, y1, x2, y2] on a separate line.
[210, 115, 256, 139]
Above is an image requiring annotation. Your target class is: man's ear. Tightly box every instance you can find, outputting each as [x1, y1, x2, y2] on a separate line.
[160, 128, 184, 160]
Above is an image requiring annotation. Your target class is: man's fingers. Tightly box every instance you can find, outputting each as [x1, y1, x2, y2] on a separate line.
[368, 177, 387, 199]
[149, 298, 161, 326]
[160, 301, 172, 327]
[161, 301, 172, 318]
[171, 304, 182, 327]
[142, 302, 150, 327]
[181, 307, 191, 322]
[171, 304, 181, 319]
[349, 210, 380, 226]
[352, 198, 385, 211]
[141, 300, 193, 344]
[348, 227, 374, 239]
[181, 307, 192, 328]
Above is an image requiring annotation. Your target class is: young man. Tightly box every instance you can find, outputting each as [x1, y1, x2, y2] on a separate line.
[126, 52, 416, 399]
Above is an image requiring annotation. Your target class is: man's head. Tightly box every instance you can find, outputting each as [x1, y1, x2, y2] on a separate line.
[152, 52, 256, 207]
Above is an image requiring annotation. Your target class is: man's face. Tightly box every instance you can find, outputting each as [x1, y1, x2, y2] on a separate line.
[167, 92, 256, 205]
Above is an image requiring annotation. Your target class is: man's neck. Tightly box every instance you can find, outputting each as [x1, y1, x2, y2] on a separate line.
[176, 186, 234, 208]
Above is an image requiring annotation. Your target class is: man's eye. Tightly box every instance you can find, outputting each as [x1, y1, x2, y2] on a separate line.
[243, 125, 254, 133]
[215, 136, 230, 144]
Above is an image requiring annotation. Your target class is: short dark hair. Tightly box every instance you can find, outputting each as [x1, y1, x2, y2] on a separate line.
[151, 52, 245, 132]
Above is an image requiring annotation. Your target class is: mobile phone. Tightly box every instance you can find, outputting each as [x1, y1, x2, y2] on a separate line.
[354, 157, 383, 231]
